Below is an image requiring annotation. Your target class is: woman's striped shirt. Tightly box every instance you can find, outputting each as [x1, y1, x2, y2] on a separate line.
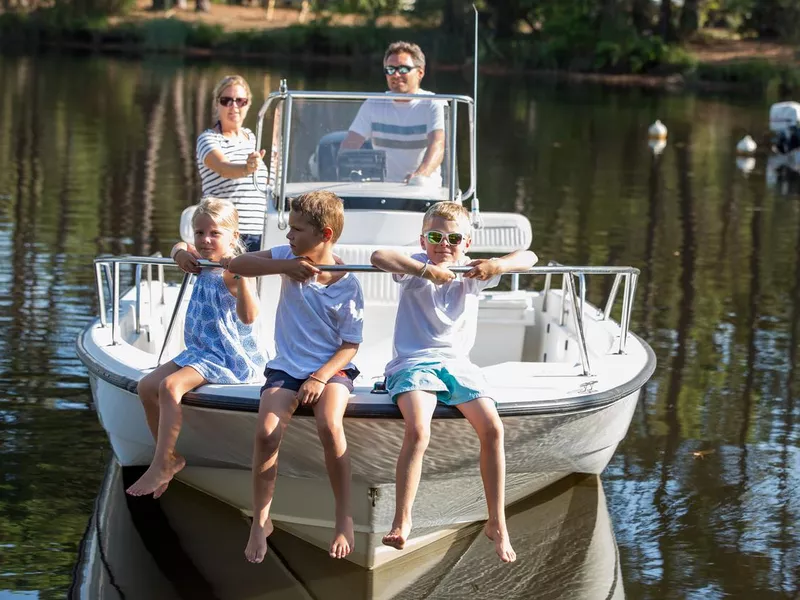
[196, 127, 268, 235]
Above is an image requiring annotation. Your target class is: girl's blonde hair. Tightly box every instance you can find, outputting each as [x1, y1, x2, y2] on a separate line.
[211, 75, 252, 121]
[192, 197, 246, 256]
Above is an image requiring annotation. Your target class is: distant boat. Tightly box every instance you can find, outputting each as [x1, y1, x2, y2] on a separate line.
[76, 84, 655, 569]
[71, 459, 625, 599]
[770, 101, 800, 154]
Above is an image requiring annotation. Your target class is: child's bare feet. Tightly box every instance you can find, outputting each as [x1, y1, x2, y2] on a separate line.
[382, 520, 411, 550]
[153, 482, 169, 499]
[244, 517, 274, 563]
[126, 454, 185, 497]
[330, 515, 354, 559]
[484, 521, 516, 563]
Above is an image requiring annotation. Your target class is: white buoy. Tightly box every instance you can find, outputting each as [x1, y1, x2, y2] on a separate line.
[736, 135, 757, 155]
[649, 139, 667, 156]
[648, 120, 668, 141]
[736, 157, 756, 174]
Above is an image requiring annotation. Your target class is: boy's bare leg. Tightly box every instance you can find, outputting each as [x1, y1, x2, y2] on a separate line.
[245, 387, 298, 563]
[382, 391, 437, 550]
[314, 384, 353, 559]
[457, 397, 516, 563]
[126, 366, 206, 497]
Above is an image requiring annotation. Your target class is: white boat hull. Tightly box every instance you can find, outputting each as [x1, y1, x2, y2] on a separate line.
[82, 316, 644, 568]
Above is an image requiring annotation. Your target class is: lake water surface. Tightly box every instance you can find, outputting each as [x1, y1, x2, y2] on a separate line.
[0, 53, 798, 599]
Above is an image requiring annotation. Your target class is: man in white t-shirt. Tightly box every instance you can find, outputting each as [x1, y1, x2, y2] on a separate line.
[340, 41, 445, 186]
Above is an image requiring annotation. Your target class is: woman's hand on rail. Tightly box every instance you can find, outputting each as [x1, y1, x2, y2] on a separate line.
[243, 150, 266, 176]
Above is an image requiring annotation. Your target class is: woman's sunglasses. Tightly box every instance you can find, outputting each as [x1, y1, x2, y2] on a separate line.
[424, 230, 466, 245]
[219, 96, 249, 108]
[384, 65, 418, 76]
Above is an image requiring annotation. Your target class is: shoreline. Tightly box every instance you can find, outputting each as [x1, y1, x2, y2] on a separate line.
[2, 8, 799, 93]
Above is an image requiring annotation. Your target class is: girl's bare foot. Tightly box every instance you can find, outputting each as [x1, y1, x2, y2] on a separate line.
[126, 455, 185, 497]
[381, 520, 411, 550]
[244, 518, 274, 563]
[330, 515, 354, 559]
[484, 521, 516, 563]
[153, 482, 169, 499]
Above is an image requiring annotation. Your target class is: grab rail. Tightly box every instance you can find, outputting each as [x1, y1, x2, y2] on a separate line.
[92, 256, 640, 375]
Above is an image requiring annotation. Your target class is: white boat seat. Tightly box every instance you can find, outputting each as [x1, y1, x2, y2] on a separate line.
[338, 210, 533, 253]
[470, 212, 533, 253]
[179, 204, 534, 253]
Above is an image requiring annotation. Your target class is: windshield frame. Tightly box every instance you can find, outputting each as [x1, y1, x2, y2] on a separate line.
[255, 87, 476, 224]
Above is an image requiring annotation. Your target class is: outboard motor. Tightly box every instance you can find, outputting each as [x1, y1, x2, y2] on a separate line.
[770, 101, 800, 154]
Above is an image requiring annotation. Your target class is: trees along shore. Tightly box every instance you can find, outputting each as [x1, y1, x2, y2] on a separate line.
[1, 0, 799, 92]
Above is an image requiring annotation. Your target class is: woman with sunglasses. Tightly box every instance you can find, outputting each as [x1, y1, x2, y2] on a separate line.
[173, 75, 268, 274]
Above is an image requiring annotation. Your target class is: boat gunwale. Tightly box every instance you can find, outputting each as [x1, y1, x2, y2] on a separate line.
[76, 320, 656, 419]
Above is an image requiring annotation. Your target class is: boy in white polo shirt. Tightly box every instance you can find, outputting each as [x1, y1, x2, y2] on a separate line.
[225, 191, 364, 564]
[370, 202, 537, 563]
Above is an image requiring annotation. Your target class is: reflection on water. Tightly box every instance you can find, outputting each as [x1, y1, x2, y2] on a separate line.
[72, 462, 622, 600]
[0, 53, 799, 598]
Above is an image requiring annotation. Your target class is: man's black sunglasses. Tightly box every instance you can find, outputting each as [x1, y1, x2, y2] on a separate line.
[384, 65, 418, 76]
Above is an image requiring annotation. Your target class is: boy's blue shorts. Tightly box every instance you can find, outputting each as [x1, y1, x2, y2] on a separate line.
[261, 367, 359, 396]
[386, 362, 491, 406]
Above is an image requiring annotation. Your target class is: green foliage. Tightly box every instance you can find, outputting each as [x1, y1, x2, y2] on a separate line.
[0, 0, 796, 88]
[332, 0, 410, 20]
[186, 22, 225, 48]
[688, 58, 800, 93]
[141, 18, 191, 50]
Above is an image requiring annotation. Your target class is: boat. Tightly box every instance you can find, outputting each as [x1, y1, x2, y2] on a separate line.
[75, 82, 656, 568]
[770, 101, 800, 154]
[71, 459, 625, 599]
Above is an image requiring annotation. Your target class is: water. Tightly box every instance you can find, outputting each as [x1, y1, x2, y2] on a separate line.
[0, 52, 798, 599]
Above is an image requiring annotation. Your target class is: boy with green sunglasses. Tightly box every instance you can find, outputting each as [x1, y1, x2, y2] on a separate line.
[370, 201, 538, 563]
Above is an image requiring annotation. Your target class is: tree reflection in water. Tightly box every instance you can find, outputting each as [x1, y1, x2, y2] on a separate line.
[0, 53, 798, 598]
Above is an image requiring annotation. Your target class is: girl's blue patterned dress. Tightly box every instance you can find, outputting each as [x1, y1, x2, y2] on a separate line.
[173, 268, 267, 383]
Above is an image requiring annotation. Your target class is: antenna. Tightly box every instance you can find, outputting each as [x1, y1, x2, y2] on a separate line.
[471, 4, 482, 228]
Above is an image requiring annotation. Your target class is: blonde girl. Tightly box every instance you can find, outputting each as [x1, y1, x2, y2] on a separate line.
[127, 198, 267, 498]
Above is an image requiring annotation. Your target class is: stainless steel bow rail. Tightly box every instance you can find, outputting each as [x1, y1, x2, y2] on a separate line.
[92, 256, 639, 375]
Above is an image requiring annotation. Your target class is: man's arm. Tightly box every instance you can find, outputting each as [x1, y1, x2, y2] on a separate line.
[410, 129, 445, 179]
[340, 131, 366, 150]
[341, 101, 371, 150]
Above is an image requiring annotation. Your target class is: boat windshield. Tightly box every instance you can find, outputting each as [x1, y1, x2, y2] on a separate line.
[269, 96, 468, 210]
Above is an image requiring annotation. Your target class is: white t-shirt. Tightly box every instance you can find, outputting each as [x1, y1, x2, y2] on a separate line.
[384, 253, 500, 376]
[267, 245, 364, 379]
[196, 128, 268, 235]
[348, 90, 445, 186]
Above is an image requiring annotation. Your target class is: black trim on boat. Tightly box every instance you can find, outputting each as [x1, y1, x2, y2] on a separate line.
[341, 197, 435, 212]
[76, 323, 657, 419]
